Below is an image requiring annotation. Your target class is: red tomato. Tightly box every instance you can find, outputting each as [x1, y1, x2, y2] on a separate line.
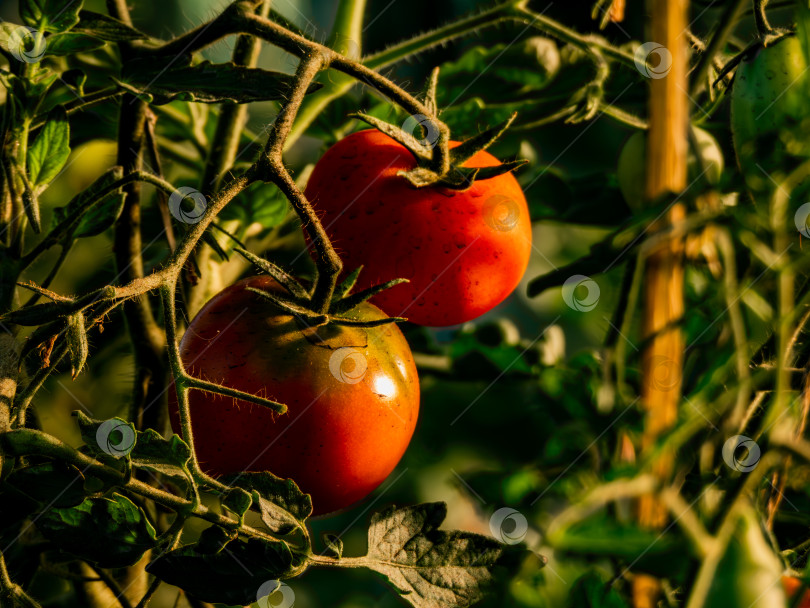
[784, 576, 810, 607]
[168, 276, 420, 515]
[304, 129, 532, 327]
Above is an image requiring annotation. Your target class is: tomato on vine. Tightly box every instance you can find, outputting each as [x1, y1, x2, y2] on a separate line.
[168, 275, 420, 515]
[731, 34, 810, 201]
[304, 129, 532, 327]
[617, 126, 724, 211]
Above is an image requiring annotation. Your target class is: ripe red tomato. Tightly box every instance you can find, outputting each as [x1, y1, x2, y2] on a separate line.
[168, 276, 420, 515]
[783, 576, 810, 607]
[304, 129, 532, 327]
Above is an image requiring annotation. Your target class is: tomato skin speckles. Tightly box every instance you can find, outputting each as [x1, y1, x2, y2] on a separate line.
[304, 129, 532, 326]
[168, 276, 419, 515]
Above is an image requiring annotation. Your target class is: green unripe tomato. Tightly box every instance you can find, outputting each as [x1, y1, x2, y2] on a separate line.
[731, 35, 810, 201]
[617, 126, 724, 211]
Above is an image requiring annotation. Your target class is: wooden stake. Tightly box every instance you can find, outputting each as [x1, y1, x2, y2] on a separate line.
[633, 0, 689, 606]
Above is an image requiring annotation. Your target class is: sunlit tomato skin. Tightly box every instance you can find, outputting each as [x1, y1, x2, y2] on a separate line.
[304, 129, 532, 327]
[784, 576, 810, 607]
[168, 276, 419, 515]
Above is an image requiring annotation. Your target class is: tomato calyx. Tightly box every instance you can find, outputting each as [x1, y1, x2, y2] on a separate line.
[714, 29, 794, 87]
[350, 68, 527, 191]
[235, 247, 408, 329]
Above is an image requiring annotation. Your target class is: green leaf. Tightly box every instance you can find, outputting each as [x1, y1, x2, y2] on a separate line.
[449, 322, 533, 379]
[550, 512, 689, 579]
[74, 10, 147, 41]
[217, 180, 290, 228]
[3, 462, 88, 509]
[51, 166, 125, 238]
[194, 525, 237, 555]
[222, 487, 252, 518]
[567, 571, 630, 608]
[220, 471, 312, 534]
[73, 410, 137, 460]
[704, 503, 788, 608]
[322, 533, 343, 559]
[146, 537, 298, 605]
[115, 59, 322, 105]
[37, 493, 156, 568]
[128, 428, 193, 488]
[45, 32, 104, 56]
[20, 0, 82, 32]
[439, 38, 560, 100]
[27, 105, 70, 187]
[364, 502, 534, 608]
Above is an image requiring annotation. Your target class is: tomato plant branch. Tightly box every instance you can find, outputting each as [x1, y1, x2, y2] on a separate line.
[754, 0, 774, 37]
[29, 88, 124, 133]
[0, 428, 285, 545]
[688, 0, 748, 95]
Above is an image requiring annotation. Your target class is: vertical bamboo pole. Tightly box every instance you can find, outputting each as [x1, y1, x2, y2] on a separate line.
[633, 0, 689, 606]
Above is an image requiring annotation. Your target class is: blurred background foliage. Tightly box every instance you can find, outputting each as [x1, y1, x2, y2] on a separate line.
[1, 0, 807, 606]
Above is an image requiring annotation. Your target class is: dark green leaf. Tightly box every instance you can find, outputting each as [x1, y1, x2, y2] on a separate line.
[74, 10, 147, 41]
[439, 37, 560, 101]
[364, 502, 534, 608]
[3, 462, 88, 509]
[322, 533, 343, 559]
[146, 537, 298, 605]
[551, 512, 689, 578]
[51, 166, 125, 238]
[194, 525, 237, 554]
[705, 504, 787, 608]
[220, 471, 312, 534]
[116, 59, 322, 105]
[45, 32, 104, 56]
[27, 105, 70, 187]
[567, 571, 630, 608]
[73, 410, 137, 460]
[37, 493, 156, 568]
[222, 487, 252, 518]
[20, 0, 82, 32]
[128, 428, 193, 488]
[218, 181, 290, 228]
